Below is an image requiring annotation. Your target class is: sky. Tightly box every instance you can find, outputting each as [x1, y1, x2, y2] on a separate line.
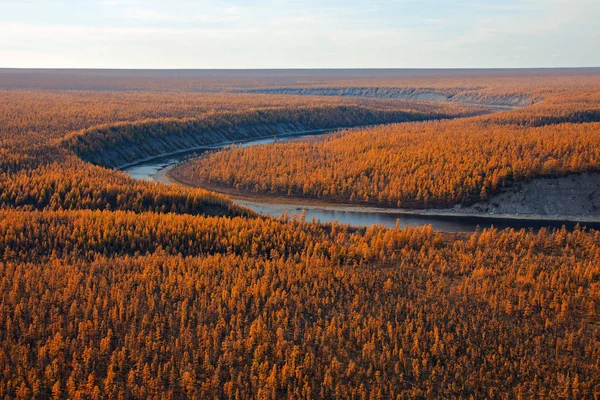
[0, 0, 599, 69]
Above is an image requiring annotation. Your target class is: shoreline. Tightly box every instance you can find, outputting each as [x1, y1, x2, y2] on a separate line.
[119, 95, 599, 229]
[166, 167, 600, 226]
[112, 127, 341, 171]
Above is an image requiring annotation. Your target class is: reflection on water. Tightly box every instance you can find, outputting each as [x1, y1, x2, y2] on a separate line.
[125, 160, 175, 181]
[236, 200, 476, 231]
[234, 200, 599, 232]
[122, 136, 600, 233]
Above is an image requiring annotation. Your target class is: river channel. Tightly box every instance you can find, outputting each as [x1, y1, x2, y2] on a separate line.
[122, 134, 600, 232]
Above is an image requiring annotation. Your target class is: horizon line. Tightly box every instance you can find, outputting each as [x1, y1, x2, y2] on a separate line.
[1, 66, 600, 71]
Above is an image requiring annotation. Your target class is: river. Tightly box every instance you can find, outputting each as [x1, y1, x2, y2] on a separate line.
[122, 134, 600, 232]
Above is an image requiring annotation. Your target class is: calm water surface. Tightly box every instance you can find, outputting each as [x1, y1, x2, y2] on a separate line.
[123, 135, 599, 232]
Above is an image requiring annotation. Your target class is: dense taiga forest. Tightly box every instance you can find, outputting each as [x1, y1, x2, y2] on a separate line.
[1, 69, 600, 398]
[173, 84, 600, 208]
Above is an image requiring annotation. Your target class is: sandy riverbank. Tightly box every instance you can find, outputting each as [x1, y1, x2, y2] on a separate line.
[167, 166, 600, 224]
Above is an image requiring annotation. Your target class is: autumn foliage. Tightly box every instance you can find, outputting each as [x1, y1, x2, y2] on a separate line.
[0, 210, 599, 398]
[1, 69, 600, 398]
[175, 89, 600, 208]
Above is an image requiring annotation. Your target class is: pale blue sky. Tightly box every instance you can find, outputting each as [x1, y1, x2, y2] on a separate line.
[1, 0, 598, 68]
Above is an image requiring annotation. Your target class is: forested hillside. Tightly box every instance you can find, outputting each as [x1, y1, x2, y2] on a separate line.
[65, 104, 475, 168]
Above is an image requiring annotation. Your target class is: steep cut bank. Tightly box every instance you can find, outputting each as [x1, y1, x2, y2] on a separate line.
[453, 172, 600, 220]
[240, 87, 534, 108]
[64, 105, 472, 169]
[168, 163, 600, 224]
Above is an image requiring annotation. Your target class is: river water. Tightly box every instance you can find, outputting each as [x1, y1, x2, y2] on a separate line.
[122, 135, 599, 232]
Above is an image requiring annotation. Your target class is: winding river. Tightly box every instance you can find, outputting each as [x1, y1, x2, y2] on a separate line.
[122, 133, 600, 232]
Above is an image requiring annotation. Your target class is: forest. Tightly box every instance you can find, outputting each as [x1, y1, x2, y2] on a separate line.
[0, 69, 599, 398]
[65, 103, 477, 168]
[173, 89, 600, 208]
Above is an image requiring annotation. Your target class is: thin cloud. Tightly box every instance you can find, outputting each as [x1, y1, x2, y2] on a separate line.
[130, 9, 240, 23]
[0, 0, 598, 68]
